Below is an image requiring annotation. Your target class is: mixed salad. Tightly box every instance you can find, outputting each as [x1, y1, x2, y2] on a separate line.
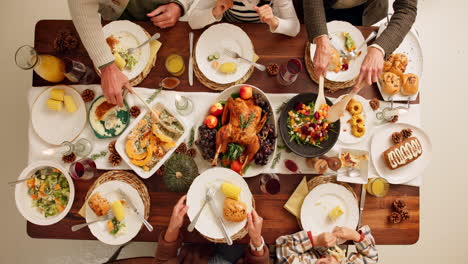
[287, 102, 334, 148]
[26, 167, 70, 217]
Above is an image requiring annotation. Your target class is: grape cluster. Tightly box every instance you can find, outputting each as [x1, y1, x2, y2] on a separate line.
[253, 94, 272, 118]
[195, 124, 217, 160]
[254, 123, 276, 165]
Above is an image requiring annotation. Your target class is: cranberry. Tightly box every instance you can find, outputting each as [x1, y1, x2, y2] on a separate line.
[342, 64, 349, 71]
[301, 126, 311, 135]
[304, 110, 310, 116]
[314, 112, 320, 120]
[294, 102, 305, 111]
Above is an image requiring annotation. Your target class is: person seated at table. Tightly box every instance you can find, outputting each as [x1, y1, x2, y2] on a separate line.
[276, 225, 378, 264]
[154, 195, 269, 263]
[304, 0, 417, 87]
[68, 0, 193, 106]
[188, 0, 300, 37]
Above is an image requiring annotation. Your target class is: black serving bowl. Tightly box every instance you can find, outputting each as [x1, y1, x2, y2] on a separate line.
[279, 93, 340, 158]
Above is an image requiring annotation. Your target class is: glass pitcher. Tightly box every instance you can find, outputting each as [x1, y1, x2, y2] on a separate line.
[15, 45, 65, 83]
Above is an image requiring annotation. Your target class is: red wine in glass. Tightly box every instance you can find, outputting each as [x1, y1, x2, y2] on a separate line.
[69, 158, 97, 180]
[260, 174, 281, 195]
[277, 58, 302, 86]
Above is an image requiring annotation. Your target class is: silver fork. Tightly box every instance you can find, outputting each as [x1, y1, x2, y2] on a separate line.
[127, 33, 161, 54]
[187, 197, 209, 232]
[71, 211, 114, 232]
[224, 49, 266, 71]
[346, 31, 377, 60]
[206, 186, 233, 245]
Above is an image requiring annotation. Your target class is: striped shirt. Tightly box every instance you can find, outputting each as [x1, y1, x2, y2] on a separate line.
[275, 225, 378, 264]
[223, 0, 272, 23]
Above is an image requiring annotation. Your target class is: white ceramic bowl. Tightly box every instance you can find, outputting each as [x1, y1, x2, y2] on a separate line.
[15, 161, 75, 226]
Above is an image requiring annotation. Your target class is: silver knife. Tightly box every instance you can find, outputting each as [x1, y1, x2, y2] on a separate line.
[188, 32, 194, 86]
[207, 196, 233, 245]
[357, 184, 366, 227]
[118, 188, 153, 232]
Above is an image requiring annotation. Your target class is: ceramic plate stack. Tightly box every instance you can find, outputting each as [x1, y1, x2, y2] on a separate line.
[101, 20, 158, 86]
[194, 23, 255, 91]
[305, 21, 367, 92]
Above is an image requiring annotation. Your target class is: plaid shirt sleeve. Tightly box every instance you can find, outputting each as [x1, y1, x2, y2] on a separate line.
[275, 230, 320, 264]
[347, 225, 379, 264]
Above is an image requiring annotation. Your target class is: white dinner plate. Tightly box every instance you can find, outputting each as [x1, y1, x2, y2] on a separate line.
[195, 23, 254, 84]
[370, 123, 431, 184]
[85, 181, 144, 245]
[309, 21, 367, 83]
[102, 20, 150, 81]
[336, 94, 373, 145]
[31, 85, 87, 145]
[15, 161, 75, 226]
[376, 26, 423, 101]
[300, 183, 358, 235]
[193, 84, 277, 178]
[186, 168, 253, 241]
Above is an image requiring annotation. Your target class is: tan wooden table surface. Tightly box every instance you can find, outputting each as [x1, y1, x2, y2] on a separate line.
[28, 20, 419, 245]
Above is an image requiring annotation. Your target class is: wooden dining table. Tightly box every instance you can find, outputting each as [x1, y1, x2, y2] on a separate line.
[28, 20, 420, 245]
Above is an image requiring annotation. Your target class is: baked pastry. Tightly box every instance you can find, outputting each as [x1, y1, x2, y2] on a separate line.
[223, 198, 247, 222]
[88, 193, 111, 217]
[393, 53, 408, 70]
[383, 137, 423, 170]
[346, 99, 362, 115]
[381, 72, 401, 95]
[349, 114, 364, 126]
[383, 54, 394, 71]
[401, 73, 419, 95]
[351, 124, 366, 138]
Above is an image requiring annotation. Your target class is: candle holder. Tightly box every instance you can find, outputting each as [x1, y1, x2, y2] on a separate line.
[42, 138, 93, 157]
[175, 94, 194, 116]
[376, 96, 411, 122]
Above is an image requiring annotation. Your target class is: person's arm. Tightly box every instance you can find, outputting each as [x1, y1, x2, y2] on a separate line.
[269, 0, 300, 37]
[67, 0, 114, 69]
[347, 226, 379, 263]
[153, 229, 183, 264]
[275, 231, 335, 263]
[153, 196, 189, 264]
[187, 0, 222, 29]
[373, 0, 417, 55]
[303, 0, 328, 43]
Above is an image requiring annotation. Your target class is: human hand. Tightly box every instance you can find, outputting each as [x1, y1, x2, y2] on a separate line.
[314, 232, 337, 247]
[247, 209, 263, 248]
[212, 0, 233, 19]
[165, 195, 189, 242]
[147, 3, 182, 29]
[332, 226, 361, 242]
[254, 5, 279, 30]
[313, 36, 331, 79]
[356, 47, 384, 87]
[100, 63, 129, 106]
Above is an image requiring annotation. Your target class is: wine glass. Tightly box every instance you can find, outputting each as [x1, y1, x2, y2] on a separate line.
[260, 173, 281, 195]
[277, 58, 302, 86]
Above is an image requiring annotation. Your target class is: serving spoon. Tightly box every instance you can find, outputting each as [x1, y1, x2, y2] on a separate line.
[314, 75, 326, 113]
[327, 82, 365, 123]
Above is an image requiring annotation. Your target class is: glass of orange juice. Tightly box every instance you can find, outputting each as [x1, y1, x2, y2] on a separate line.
[366, 177, 390, 197]
[165, 54, 185, 76]
[15, 45, 65, 83]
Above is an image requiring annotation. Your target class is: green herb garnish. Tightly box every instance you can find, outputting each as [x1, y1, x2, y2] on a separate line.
[146, 88, 162, 103]
[225, 143, 244, 161]
[271, 151, 282, 169]
[240, 113, 255, 130]
[188, 127, 195, 147]
[90, 151, 107, 160]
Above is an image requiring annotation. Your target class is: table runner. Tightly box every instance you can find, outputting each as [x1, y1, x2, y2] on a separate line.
[27, 85, 422, 186]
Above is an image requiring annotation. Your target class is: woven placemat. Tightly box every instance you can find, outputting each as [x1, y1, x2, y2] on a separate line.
[296, 175, 357, 228]
[201, 198, 256, 243]
[193, 49, 254, 91]
[78, 170, 151, 220]
[304, 42, 356, 93]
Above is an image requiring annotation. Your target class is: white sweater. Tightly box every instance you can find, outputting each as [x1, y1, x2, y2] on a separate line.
[68, 0, 192, 68]
[188, 0, 300, 37]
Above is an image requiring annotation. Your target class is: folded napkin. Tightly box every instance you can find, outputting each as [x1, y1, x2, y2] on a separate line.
[284, 176, 309, 218]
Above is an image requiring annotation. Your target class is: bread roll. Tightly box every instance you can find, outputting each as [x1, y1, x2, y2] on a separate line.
[381, 72, 401, 95]
[401, 73, 419, 95]
[223, 198, 247, 222]
[88, 193, 110, 217]
[328, 48, 342, 73]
